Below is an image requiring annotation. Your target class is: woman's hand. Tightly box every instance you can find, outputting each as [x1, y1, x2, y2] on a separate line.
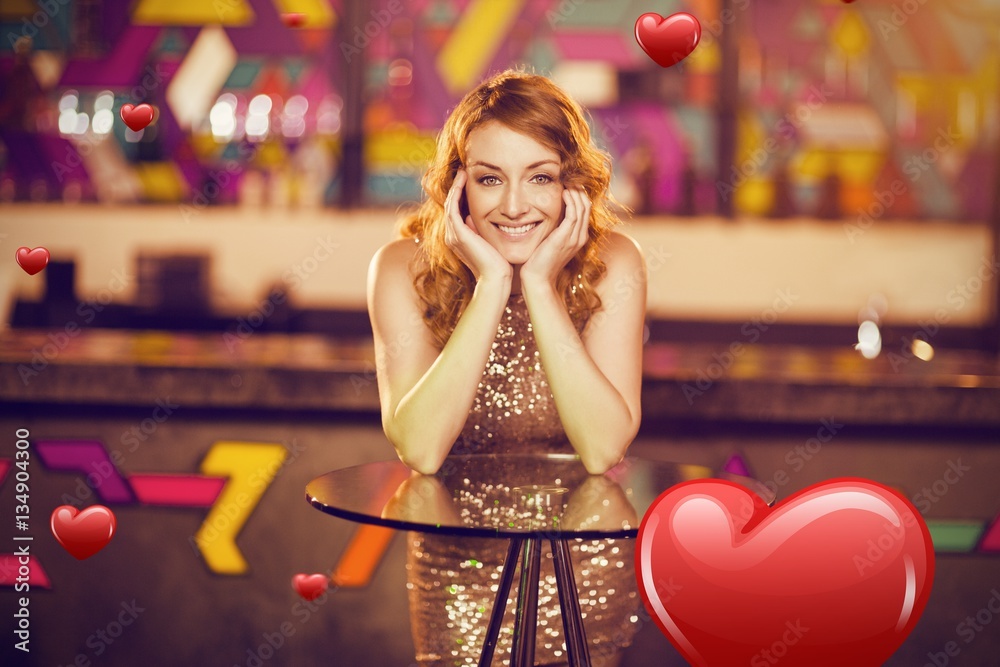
[443, 169, 512, 286]
[519, 187, 591, 290]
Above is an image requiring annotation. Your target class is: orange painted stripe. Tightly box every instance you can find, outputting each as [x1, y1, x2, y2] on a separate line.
[331, 463, 412, 587]
[331, 524, 397, 587]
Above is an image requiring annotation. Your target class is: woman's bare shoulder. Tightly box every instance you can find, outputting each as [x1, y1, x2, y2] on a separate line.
[598, 230, 644, 271]
[369, 238, 426, 284]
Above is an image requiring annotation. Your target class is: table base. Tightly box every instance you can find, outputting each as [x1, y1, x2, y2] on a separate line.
[477, 537, 592, 667]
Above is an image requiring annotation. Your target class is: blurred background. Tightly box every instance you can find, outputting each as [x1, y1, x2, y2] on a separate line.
[1, 0, 998, 666]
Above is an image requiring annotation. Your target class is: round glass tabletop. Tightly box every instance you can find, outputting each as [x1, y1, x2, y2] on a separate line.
[306, 453, 775, 539]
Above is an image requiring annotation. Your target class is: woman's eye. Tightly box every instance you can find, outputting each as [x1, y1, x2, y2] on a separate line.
[532, 174, 555, 184]
[478, 175, 500, 186]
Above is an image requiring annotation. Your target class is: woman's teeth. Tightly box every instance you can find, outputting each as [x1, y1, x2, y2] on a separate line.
[496, 222, 539, 236]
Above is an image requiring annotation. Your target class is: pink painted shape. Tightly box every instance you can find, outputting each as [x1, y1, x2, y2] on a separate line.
[0, 459, 10, 485]
[979, 516, 1000, 553]
[128, 474, 227, 506]
[723, 453, 753, 478]
[0, 555, 52, 589]
[552, 31, 638, 67]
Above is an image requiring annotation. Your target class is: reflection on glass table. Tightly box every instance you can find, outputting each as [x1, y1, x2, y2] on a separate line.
[306, 453, 774, 667]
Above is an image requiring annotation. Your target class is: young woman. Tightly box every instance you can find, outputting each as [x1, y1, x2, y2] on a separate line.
[367, 69, 647, 666]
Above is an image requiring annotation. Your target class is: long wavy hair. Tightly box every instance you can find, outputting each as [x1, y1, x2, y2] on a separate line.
[397, 68, 626, 349]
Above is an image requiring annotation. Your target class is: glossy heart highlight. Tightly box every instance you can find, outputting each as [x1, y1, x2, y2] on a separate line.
[636, 478, 934, 667]
[634, 12, 702, 68]
[16, 246, 50, 275]
[292, 573, 329, 601]
[120, 103, 154, 132]
[50, 505, 117, 560]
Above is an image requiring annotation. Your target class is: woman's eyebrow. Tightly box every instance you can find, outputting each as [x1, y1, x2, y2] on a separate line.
[467, 160, 559, 172]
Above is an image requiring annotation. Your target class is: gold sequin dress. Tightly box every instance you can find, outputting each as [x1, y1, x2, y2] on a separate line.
[406, 293, 640, 667]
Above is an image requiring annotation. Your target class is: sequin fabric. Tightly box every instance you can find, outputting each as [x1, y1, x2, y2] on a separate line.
[406, 294, 640, 667]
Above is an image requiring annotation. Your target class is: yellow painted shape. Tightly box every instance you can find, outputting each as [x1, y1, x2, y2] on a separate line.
[134, 162, 189, 202]
[836, 150, 885, 183]
[133, 0, 255, 25]
[273, 0, 336, 28]
[734, 179, 773, 216]
[251, 140, 288, 168]
[831, 9, 868, 58]
[365, 127, 436, 168]
[194, 442, 288, 574]
[190, 133, 226, 160]
[686, 35, 721, 74]
[678, 464, 713, 481]
[791, 148, 833, 180]
[436, 0, 524, 95]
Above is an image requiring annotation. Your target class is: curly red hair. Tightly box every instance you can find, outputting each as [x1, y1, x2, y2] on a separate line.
[396, 68, 626, 348]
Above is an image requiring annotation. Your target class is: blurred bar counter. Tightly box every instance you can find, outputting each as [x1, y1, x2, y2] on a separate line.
[3, 328, 998, 428]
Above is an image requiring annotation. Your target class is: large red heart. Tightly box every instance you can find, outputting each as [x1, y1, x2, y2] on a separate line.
[292, 573, 329, 601]
[50, 505, 117, 560]
[634, 12, 702, 68]
[120, 103, 155, 132]
[636, 478, 934, 667]
[16, 246, 50, 275]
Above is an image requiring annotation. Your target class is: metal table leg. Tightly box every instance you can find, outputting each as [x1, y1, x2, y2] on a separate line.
[511, 538, 542, 667]
[551, 539, 591, 667]
[478, 537, 524, 667]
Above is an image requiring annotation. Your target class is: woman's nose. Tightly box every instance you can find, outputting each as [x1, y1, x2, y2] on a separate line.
[499, 184, 530, 219]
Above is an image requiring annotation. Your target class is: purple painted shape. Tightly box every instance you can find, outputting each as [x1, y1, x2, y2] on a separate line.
[34, 440, 135, 504]
[408, 25, 455, 129]
[60, 27, 161, 87]
[628, 103, 685, 210]
[957, 150, 996, 221]
[225, 0, 303, 56]
[723, 453, 753, 478]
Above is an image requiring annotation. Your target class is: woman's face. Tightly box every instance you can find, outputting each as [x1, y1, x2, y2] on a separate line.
[463, 121, 565, 266]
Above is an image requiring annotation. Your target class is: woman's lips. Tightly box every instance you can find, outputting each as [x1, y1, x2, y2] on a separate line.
[493, 221, 541, 239]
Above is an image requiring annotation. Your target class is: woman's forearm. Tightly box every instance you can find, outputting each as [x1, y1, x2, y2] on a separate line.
[521, 282, 639, 474]
[386, 276, 511, 474]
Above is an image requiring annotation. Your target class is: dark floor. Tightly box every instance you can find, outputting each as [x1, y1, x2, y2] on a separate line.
[0, 406, 996, 667]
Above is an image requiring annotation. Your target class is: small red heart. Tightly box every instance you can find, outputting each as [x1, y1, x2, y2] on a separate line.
[292, 573, 329, 601]
[16, 246, 50, 275]
[120, 103, 155, 132]
[637, 478, 934, 667]
[634, 12, 702, 68]
[281, 12, 306, 28]
[50, 505, 117, 560]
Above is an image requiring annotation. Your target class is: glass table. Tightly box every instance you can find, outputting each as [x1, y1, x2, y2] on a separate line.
[306, 453, 773, 667]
